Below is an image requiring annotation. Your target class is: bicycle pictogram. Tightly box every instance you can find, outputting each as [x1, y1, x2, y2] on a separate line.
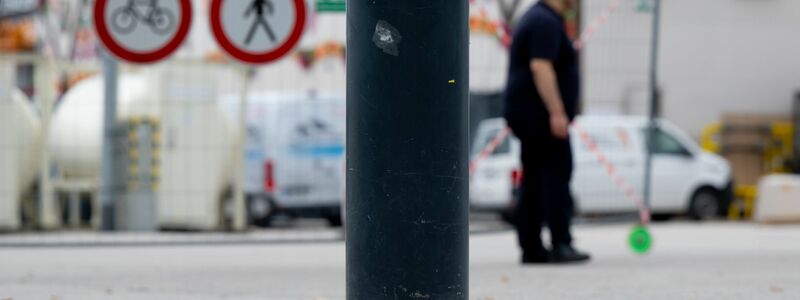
[111, 0, 176, 35]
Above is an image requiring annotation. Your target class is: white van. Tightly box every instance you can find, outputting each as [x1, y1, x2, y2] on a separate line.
[222, 91, 346, 226]
[470, 116, 733, 220]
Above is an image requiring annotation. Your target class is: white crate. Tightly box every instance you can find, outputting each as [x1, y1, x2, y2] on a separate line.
[755, 175, 800, 223]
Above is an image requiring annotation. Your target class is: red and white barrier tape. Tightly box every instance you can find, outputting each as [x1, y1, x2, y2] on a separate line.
[490, 0, 623, 50]
[573, 0, 622, 50]
[573, 123, 651, 225]
[469, 126, 511, 175]
[467, 0, 649, 223]
[468, 123, 651, 224]
[469, 0, 624, 171]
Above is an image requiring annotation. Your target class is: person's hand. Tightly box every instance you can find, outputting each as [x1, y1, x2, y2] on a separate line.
[550, 113, 570, 139]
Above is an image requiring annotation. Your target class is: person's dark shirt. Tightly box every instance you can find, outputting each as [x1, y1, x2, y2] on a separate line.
[503, 2, 579, 133]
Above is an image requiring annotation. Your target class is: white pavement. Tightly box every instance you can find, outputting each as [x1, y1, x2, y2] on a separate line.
[1, 222, 799, 300]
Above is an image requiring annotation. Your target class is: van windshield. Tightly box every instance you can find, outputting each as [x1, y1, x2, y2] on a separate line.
[471, 128, 510, 158]
[643, 128, 692, 156]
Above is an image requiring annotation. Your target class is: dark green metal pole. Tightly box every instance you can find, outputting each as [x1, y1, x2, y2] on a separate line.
[644, 0, 661, 212]
[346, 1, 469, 299]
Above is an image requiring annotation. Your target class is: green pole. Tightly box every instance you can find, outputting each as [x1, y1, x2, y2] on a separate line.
[644, 0, 661, 214]
[346, 1, 470, 299]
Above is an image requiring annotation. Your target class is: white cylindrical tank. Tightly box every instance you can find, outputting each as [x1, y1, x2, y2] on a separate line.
[0, 89, 41, 229]
[49, 74, 159, 178]
[15, 90, 41, 185]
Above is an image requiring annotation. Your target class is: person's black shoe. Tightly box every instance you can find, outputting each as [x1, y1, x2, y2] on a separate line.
[521, 249, 551, 264]
[550, 244, 591, 264]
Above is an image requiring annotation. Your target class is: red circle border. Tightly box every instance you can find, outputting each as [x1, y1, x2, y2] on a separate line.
[94, 0, 193, 64]
[209, 0, 306, 64]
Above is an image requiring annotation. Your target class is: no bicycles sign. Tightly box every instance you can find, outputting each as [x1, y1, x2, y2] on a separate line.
[94, 0, 193, 64]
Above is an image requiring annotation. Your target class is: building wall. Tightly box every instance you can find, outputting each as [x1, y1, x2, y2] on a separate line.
[94, 0, 800, 138]
[582, 0, 800, 137]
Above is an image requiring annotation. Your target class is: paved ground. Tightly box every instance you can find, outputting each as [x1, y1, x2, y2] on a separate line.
[1, 222, 799, 299]
[0, 216, 507, 247]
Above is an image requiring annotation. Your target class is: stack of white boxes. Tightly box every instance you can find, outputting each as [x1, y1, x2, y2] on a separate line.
[156, 64, 240, 230]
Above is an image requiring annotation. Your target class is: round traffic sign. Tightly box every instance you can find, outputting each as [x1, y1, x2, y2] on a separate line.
[210, 0, 307, 64]
[94, 0, 193, 64]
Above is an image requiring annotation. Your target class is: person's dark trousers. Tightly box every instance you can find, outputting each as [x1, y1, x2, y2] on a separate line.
[513, 126, 575, 254]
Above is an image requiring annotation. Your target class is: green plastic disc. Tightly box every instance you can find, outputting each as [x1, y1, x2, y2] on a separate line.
[629, 225, 652, 254]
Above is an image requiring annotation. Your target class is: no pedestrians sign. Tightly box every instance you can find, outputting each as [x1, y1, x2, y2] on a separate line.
[210, 0, 307, 64]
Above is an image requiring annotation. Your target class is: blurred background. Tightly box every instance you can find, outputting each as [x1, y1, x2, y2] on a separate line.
[1, 0, 800, 298]
[1, 0, 797, 235]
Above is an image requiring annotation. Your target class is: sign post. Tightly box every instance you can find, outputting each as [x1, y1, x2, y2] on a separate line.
[99, 50, 118, 230]
[208, 0, 306, 229]
[347, 1, 470, 299]
[93, 0, 192, 229]
[636, 0, 661, 254]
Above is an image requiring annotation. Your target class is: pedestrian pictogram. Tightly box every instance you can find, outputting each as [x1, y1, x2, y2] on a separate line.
[244, 0, 276, 45]
[94, 0, 192, 64]
[210, 0, 307, 64]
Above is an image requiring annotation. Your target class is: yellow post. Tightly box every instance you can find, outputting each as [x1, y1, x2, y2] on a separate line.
[701, 123, 722, 153]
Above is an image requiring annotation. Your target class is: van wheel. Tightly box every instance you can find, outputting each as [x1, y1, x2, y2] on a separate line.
[254, 216, 273, 228]
[689, 188, 721, 221]
[248, 195, 273, 227]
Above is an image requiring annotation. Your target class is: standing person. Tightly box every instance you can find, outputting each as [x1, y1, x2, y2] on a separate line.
[503, 0, 590, 264]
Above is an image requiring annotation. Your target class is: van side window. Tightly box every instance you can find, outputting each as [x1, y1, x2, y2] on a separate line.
[578, 131, 625, 153]
[493, 134, 511, 155]
[646, 128, 691, 156]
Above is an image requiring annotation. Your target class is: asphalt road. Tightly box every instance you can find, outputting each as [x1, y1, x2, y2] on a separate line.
[1, 222, 799, 299]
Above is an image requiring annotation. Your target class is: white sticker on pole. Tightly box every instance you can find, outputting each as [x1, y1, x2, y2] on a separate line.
[210, 0, 306, 64]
